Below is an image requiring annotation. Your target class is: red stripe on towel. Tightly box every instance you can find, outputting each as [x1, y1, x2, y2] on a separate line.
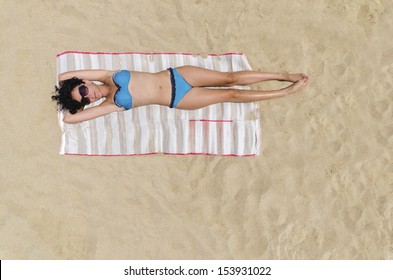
[65, 152, 255, 157]
[56, 50, 244, 57]
[189, 119, 233, 123]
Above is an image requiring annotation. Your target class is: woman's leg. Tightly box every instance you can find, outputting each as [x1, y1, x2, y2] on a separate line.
[176, 77, 309, 110]
[175, 66, 307, 87]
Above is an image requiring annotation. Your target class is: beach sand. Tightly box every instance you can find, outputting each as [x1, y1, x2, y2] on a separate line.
[0, 0, 392, 259]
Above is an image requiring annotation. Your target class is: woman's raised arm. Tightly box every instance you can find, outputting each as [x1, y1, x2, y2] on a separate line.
[58, 69, 116, 82]
[63, 103, 124, 124]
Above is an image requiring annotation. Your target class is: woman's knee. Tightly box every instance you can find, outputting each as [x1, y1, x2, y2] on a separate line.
[225, 72, 238, 86]
[227, 88, 241, 102]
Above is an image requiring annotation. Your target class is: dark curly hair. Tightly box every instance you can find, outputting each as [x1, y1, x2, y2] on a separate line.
[51, 77, 91, 114]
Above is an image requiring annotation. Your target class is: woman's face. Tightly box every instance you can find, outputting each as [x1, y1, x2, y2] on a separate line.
[71, 80, 102, 104]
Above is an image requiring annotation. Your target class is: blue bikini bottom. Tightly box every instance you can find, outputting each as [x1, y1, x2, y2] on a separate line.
[168, 68, 192, 108]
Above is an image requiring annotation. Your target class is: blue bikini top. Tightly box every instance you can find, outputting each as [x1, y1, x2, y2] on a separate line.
[113, 70, 132, 110]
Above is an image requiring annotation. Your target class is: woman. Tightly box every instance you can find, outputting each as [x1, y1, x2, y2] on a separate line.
[52, 66, 309, 124]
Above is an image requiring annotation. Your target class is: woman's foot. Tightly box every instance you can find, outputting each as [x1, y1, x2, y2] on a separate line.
[286, 76, 309, 94]
[283, 73, 309, 83]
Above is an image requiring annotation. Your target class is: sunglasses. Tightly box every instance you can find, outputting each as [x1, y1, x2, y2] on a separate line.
[78, 84, 91, 105]
[79, 85, 89, 98]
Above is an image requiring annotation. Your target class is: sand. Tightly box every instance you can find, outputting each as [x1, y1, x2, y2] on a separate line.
[0, 0, 392, 259]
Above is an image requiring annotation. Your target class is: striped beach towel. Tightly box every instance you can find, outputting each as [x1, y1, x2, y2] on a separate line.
[56, 51, 261, 156]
